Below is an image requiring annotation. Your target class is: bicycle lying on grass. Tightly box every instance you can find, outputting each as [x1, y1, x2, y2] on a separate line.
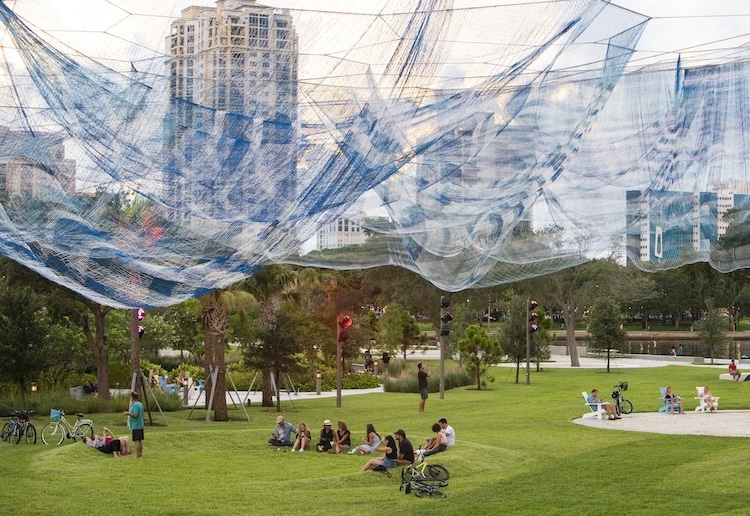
[1, 410, 36, 444]
[399, 459, 450, 498]
[41, 409, 93, 445]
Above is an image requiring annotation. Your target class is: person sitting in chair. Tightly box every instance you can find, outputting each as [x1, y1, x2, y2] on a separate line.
[729, 359, 741, 381]
[663, 386, 684, 414]
[700, 386, 717, 411]
[587, 389, 620, 420]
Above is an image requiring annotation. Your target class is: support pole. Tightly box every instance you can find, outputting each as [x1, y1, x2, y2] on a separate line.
[525, 297, 531, 385]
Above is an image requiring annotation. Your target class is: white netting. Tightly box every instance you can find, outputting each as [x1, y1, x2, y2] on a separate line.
[0, 0, 747, 306]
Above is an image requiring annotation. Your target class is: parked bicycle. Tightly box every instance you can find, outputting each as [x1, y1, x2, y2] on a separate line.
[612, 381, 633, 415]
[1, 410, 36, 444]
[41, 409, 93, 445]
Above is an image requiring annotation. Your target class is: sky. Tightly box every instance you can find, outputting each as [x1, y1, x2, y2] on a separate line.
[5, 0, 750, 68]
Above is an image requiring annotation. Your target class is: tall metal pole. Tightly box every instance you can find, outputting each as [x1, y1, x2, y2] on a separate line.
[525, 298, 531, 385]
[439, 318, 445, 400]
[336, 317, 342, 408]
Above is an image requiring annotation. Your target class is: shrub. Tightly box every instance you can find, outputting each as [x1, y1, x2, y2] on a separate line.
[382, 364, 471, 393]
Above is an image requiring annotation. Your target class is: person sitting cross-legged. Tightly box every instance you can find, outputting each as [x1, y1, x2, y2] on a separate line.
[587, 389, 620, 420]
[269, 415, 296, 447]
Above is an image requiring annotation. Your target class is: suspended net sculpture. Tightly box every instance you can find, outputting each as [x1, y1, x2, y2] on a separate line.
[0, 0, 747, 307]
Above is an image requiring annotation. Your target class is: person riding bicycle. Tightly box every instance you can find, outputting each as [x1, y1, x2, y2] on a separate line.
[587, 389, 620, 420]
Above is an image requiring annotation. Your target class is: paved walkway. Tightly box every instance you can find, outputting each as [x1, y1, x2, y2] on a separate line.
[574, 410, 750, 438]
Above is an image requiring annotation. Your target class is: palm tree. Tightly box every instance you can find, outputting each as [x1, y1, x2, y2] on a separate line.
[241, 265, 298, 407]
[199, 290, 229, 420]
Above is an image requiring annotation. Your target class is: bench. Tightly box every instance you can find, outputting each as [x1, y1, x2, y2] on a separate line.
[719, 373, 750, 381]
[352, 363, 367, 374]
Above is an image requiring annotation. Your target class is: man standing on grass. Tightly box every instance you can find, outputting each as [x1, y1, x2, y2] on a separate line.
[124, 391, 144, 458]
[418, 363, 430, 412]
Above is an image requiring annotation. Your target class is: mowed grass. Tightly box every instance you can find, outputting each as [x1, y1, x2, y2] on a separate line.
[3, 363, 750, 515]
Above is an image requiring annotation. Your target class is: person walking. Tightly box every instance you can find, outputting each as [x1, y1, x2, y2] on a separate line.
[124, 391, 144, 458]
[417, 363, 430, 412]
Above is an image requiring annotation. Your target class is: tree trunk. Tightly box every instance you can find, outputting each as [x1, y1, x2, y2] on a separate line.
[262, 369, 274, 407]
[565, 309, 581, 367]
[200, 293, 229, 421]
[80, 304, 112, 400]
[129, 308, 141, 396]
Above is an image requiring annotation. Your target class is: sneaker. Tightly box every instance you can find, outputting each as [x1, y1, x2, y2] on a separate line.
[299, 449, 304, 453]
[290, 449, 297, 453]
[615, 416, 621, 419]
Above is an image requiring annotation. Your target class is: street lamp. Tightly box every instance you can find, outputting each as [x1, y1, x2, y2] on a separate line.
[316, 371, 321, 395]
[31, 382, 37, 393]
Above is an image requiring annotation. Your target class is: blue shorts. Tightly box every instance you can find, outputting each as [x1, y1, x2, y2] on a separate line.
[382, 458, 397, 469]
[420, 388, 428, 400]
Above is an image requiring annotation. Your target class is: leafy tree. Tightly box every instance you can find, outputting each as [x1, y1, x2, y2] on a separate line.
[0, 284, 50, 406]
[163, 298, 203, 362]
[498, 291, 550, 383]
[456, 325, 502, 389]
[380, 303, 423, 360]
[696, 298, 730, 364]
[542, 258, 656, 366]
[587, 297, 627, 373]
[242, 303, 307, 411]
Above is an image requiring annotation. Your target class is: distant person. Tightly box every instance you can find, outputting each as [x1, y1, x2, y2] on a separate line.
[290, 421, 311, 452]
[349, 423, 381, 455]
[438, 418, 455, 447]
[364, 349, 374, 372]
[669, 346, 677, 356]
[149, 369, 159, 386]
[663, 386, 684, 414]
[269, 415, 296, 447]
[677, 344, 684, 356]
[315, 420, 335, 452]
[587, 389, 620, 420]
[394, 429, 414, 465]
[417, 363, 430, 412]
[124, 391, 144, 458]
[700, 386, 717, 411]
[729, 359, 741, 381]
[82, 380, 98, 396]
[381, 352, 390, 375]
[333, 420, 351, 454]
[360, 435, 398, 472]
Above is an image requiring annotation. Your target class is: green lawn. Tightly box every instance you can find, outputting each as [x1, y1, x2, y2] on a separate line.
[3, 364, 749, 515]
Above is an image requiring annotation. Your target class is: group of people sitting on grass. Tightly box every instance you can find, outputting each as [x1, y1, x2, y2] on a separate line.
[268, 415, 455, 472]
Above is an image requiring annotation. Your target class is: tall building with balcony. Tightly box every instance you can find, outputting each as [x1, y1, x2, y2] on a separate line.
[165, 0, 299, 219]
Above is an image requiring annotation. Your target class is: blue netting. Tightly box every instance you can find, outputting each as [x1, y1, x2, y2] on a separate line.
[0, 0, 746, 307]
